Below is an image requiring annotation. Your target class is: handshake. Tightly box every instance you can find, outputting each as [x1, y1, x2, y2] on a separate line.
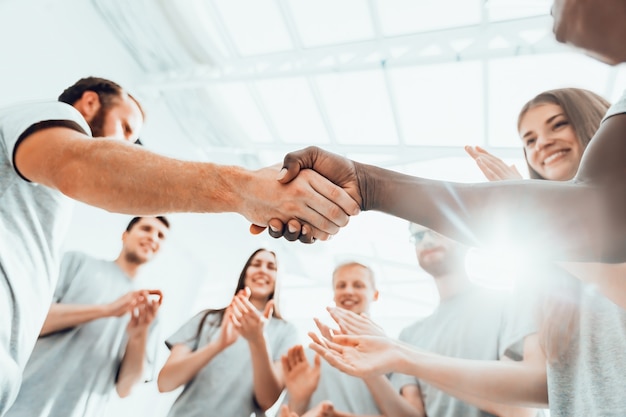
[248, 146, 374, 244]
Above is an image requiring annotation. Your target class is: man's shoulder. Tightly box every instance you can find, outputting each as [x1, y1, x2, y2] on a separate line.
[62, 250, 92, 262]
[398, 317, 429, 339]
[0, 100, 91, 136]
[61, 251, 110, 269]
[603, 89, 626, 121]
[1, 100, 78, 119]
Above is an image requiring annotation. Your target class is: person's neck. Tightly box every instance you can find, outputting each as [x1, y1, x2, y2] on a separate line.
[114, 255, 141, 279]
[433, 271, 473, 301]
[249, 297, 266, 311]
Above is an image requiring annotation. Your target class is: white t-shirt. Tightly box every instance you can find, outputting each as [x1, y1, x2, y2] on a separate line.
[0, 101, 90, 414]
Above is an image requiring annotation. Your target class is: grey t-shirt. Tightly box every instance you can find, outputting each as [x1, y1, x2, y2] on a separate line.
[391, 287, 536, 417]
[6, 251, 160, 417]
[165, 310, 299, 417]
[547, 284, 626, 417]
[543, 91, 626, 416]
[300, 348, 382, 414]
[0, 101, 89, 414]
[602, 89, 626, 122]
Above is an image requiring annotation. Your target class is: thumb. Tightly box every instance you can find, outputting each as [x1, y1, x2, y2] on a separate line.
[249, 224, 267, 235]
[263, 299, 275, 319]
[277, 146, 319, 184]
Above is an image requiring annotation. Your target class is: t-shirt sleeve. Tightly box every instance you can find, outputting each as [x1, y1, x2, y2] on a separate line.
[498, 286, 540, 361]
[53, 251, 88, 302]
[165, 311, 212, 351]
[0, 101, 91, 175]
[602, 89, 626, 121]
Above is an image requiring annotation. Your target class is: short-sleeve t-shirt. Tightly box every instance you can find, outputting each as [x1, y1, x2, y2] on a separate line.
[391, 287, 536, 417]
[165, 310, 300, 417]
[0, 101, 90, 414]
[6, 251, 161, 417]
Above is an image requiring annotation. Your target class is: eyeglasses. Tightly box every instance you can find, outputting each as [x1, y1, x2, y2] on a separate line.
[409, 230, 432, 245]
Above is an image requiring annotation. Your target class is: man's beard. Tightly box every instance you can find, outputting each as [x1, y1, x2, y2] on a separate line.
[88, 105, 108, 138]
[125, 251, 145, 265]
[419, 250, 465, 278]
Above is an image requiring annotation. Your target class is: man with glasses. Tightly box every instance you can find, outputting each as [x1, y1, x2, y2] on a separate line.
[390, 223, 539, 417]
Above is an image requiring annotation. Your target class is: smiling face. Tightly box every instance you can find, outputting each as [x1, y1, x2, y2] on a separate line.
[519, 103, 583, 181]
[332, 263, 378, 315]
[243, 250, 277, 303]
[122, 217, 168, 265]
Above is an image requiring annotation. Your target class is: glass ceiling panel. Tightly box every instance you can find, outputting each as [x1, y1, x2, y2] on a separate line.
[255, 77, 330, 144]
[486, 0, 552, 21]
[163, 0, 230, 60]
[390, 61, 484, 147]
[287, 0, 374, 48]
[376, 0, 482, 37]
[487, 53, 612, 147]
[316, 70, 398, 146]
[213, 0, 293, 56]
[207, 82, 274, 143]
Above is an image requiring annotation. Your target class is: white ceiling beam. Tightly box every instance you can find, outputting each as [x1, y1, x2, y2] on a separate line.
[140, 15, 568, 91]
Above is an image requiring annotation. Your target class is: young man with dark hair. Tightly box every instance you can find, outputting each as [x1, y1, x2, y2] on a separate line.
[6, 217, 169, 417]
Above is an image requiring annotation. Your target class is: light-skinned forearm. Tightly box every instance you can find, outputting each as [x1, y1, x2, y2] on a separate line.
[116, 332, 148, 398]
[393, 342, 548, 409]
[157, 342, 225, 392]
[17, 130, 358, 238]
[363, 375, 424, 417]
[20, 131, 246, 215]
[248, 336, 283, 411]
[40, 303, 109, 336]
[288, 393, 312, 415]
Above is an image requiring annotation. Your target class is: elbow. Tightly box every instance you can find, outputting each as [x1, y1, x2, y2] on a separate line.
[156, 380, 171, 393]
[255, 394, 281, 412]
[115, 383, 132, 398]
[156, 371, 177, 393]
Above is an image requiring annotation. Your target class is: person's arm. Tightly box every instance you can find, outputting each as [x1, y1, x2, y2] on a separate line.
[14, 127, 360, 240]
[281, 345, 321, 414]
[277, 114, 626, 260]
[116, 295, 160, 397]
[231, 295, 284, 411]
[40, 290, 142, 336]
[157, 308, 239, 392]
[363, 375, 425, 417]
[407, 335, 546, 416]
[309, 333, 548, 409]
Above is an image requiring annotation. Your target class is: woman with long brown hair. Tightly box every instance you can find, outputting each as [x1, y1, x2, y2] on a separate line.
[158, 248, 299, 416]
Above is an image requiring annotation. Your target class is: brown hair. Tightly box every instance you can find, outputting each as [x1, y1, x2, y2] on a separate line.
[58, 76, 146, 120]
[517, 88, 610, 179]
[126, 216, 169, 231]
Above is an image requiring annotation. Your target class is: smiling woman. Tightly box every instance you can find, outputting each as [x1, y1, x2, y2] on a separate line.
[156, 249, 299, 417]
